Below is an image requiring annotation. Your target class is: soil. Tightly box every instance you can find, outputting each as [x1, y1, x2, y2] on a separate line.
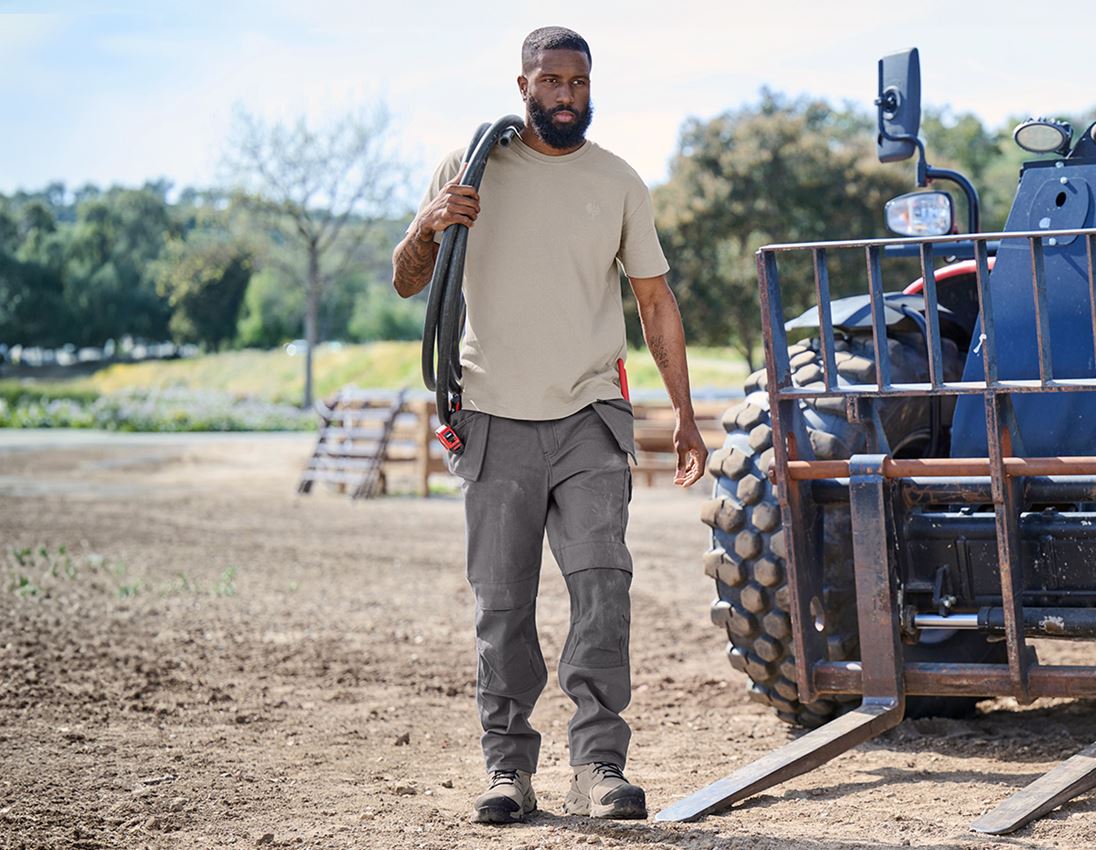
[0, 431, 1093, 850]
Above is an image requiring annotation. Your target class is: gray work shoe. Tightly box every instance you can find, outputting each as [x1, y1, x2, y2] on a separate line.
[472, 769, 537, 824]
[563, 762, 647, 819]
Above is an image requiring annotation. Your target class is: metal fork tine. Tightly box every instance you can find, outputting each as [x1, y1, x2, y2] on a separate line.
[972, 741, 1096, 834]
[655, 703, 903, 822]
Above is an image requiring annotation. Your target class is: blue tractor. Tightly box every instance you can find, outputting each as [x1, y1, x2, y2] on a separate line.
[663, 48, 1096, 834]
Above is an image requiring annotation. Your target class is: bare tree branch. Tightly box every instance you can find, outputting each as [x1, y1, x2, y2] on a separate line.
[220, 103, 406, 407]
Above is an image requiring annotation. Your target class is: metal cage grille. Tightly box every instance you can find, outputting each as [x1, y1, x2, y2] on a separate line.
[758, 226, 1096, 706]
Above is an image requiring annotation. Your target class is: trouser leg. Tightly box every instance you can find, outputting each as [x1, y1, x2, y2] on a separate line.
[462, 415, 550, 773]
[545, 406, 634, 768]
[558, 568, 633, 766]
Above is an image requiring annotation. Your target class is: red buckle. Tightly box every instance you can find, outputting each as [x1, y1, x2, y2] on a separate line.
[435, 423, 463, 453]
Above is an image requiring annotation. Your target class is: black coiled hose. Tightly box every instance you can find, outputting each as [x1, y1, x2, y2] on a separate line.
[421, 115, 524, 429]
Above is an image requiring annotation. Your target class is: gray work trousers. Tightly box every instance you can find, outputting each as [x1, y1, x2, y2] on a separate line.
[448, 400, 636, 774]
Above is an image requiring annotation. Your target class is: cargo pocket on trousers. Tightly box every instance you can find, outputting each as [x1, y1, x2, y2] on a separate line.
[446, 410, 490, 482]
[591, 399, 635, 462]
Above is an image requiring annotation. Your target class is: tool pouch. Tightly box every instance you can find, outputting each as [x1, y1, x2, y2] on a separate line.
[445, 409, 490, 481]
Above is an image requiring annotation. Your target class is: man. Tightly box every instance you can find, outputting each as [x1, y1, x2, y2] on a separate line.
[391, 26, 706, 823]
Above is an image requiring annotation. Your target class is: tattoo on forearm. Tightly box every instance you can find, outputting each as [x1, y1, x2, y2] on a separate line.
[394, 232, 435, 294]
[649, 335, 671, 370]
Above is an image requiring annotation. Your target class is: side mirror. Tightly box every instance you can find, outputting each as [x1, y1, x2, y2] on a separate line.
[885, 191, 954, 236]
[876, 48, 921, 163]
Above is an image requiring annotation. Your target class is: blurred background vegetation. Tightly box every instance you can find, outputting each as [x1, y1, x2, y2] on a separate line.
[1, 90, 1090, 426]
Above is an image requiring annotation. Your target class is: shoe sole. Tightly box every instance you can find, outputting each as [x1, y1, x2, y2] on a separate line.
[563, 789, 647, 820]
[471, 802, 537, 824]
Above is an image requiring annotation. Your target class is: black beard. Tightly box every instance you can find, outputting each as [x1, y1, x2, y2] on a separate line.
[526, 98, 594, 150]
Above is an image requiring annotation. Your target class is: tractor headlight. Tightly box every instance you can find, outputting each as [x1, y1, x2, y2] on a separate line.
[1014, 117, 1073, 154]
[885, 191, 955, 237]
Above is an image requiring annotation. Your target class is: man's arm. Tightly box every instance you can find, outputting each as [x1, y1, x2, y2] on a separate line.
[391, 228, 439, 298]
[628, 274, 707, 487]
[392, 166, 479, 298]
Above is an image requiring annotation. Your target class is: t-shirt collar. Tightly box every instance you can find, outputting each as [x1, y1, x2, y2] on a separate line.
[511, 136, 593, 163]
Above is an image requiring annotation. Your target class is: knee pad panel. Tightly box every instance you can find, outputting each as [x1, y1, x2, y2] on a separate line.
[561, 568, 632, 669]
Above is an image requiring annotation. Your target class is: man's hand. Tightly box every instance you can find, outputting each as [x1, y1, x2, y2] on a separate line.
[673, 415, 707, 487]
[392, 165, 479, 298]
[415, 165, 480, 240]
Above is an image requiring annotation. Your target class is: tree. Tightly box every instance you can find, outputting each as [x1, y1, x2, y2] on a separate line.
[653, 91, 910, 368]
[222, 105, 405, 407]
[63, 188, 174, 345]
[236, 267, 305, 349]
[154, 233, 253, 350]
[0, 253, 68, 347]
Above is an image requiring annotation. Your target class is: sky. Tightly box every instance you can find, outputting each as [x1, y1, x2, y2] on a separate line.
[2, 0, 1095, 205]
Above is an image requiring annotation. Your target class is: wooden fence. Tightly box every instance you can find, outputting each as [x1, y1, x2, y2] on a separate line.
[299, 389, 732, 498]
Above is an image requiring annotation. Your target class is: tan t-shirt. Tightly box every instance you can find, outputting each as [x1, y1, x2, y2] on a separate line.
[417, 137, 669, 420]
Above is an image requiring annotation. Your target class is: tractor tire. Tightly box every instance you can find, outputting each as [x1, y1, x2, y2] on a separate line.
[702, 332, 982, 728]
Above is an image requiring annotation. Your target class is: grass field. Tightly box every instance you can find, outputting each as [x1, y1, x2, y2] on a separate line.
[2, 341, 752, 405]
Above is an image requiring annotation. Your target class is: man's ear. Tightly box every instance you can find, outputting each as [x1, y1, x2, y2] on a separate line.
[516, 74, 528, 99]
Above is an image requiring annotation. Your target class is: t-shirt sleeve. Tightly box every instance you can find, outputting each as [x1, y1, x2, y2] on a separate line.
[617, 181, 670, 278]
[409, 149, 464, 244]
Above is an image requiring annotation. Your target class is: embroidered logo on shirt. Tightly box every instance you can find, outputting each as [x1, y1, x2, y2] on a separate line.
[585, 201, 601, 219]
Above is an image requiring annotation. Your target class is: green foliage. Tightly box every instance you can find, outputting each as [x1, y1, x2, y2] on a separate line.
[32, 342, 744, 403]
[4, 544, 131, 599]
[63, 188, 175, 345]
[154, 232, 253, 350]
[654, 91, 910, 368]
[0, 252, 69, 346]
[4, 544, 246, 601]
[348, 286, 426, 342]
[213, 566, 238, 597]
[0, 379, 99, 406]
[236, 267, 305, 348]
[0, 388, 314, 431]
[3, 96, 1093, 365]
[921, 107, 1016, 231]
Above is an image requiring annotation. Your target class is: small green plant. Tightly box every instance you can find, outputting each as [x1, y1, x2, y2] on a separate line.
[4, 545, 249, 601]
[169, 572, 197, 594]
[213, 566, 238, 597]
[11, 574, 40, 597]
[4, 544, 127, 599]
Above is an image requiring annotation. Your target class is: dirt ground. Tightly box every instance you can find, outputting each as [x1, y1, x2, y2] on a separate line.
[1, 431, 1094, 850]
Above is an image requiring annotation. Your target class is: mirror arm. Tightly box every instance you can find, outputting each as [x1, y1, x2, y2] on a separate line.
[922, 165, 980, 234]
[876, 104, 927, 166]
[877, 110, 980, 233]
